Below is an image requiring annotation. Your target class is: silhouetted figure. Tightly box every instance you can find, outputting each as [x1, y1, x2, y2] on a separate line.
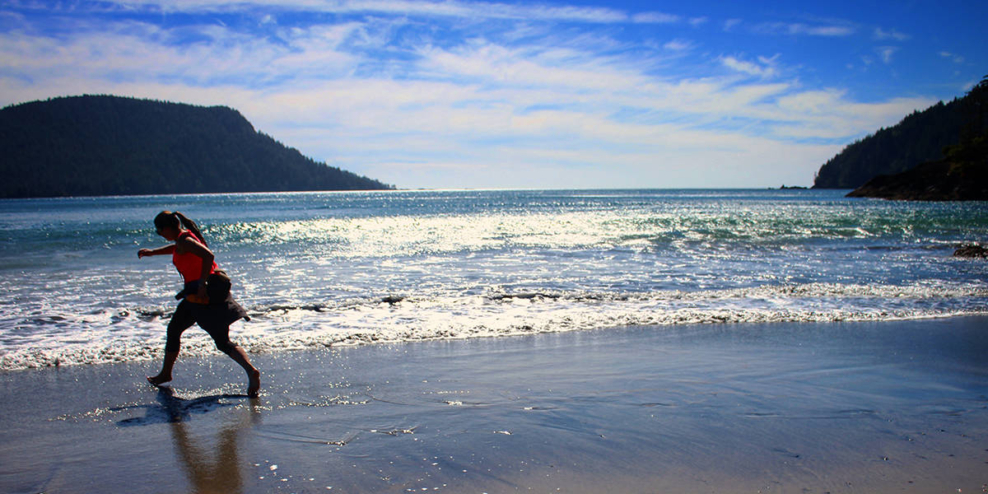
[139, 211, 260, 397]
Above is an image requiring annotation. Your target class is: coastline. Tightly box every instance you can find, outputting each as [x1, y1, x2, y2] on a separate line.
[2, 317, 987, 493]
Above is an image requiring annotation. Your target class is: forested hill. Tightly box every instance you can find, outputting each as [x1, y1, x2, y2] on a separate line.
[813, 80, 986, 189]
[0, 95, 392, 198]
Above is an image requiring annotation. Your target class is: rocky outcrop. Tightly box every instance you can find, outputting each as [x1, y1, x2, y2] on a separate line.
[954, 244, 988, 259]
[846, 160, 988, 201]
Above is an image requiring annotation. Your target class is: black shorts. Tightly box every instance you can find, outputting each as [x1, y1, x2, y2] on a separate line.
[164, 293, 248, 354]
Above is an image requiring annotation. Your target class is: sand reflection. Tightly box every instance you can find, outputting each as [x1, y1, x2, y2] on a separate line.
[155, 388, 261, 494]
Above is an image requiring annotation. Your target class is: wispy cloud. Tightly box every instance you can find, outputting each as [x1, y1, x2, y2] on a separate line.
[662, 39, 693, 52]
[752, 22, 855, 37]
[876, 46, 898, 64]
[939, 51, 965, 64]
[631, 11, 681, 24]
[720, 54, 779, 79]
[0, 0, 949, 188]
[874, 27, 909, 41]
[44, 0, 635, 23]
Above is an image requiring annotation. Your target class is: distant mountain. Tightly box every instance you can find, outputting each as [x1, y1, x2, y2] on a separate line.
[813, 78, 987, 189]
[0, 95, 392, 198]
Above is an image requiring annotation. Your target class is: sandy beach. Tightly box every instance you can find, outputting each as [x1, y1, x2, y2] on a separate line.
[2, 317, 987, 493]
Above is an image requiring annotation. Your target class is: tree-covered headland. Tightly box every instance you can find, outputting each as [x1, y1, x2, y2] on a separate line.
[844, 77, 988, 200]
[0, 95, 393, 198]
[814, 76, 988, 192]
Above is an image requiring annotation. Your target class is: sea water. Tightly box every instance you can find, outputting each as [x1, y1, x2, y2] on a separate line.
[1, 189, 986, 370]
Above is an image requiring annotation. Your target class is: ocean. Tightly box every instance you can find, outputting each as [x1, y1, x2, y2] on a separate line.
[1, 189, 986, 370]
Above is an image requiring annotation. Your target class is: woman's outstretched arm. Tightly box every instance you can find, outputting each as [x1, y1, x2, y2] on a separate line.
[138, 245, 176, 258]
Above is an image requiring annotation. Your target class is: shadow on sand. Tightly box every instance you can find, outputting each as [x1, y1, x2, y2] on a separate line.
[116, 387, 249, 426]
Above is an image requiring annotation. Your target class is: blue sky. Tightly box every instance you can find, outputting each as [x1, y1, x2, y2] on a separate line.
[1, 0, 984, 189]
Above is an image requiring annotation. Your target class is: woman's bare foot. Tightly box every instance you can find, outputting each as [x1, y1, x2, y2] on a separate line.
[147, 374, 172, 386]
[247, 369, 261, 398]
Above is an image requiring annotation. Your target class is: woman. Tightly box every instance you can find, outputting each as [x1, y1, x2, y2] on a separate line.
[139, 211, 260, 398]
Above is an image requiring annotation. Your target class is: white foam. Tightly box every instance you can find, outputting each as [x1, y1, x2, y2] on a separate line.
[2, 282, 985, 371]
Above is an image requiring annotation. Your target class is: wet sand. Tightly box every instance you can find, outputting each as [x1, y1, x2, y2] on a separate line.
[2, 317, 987, 493]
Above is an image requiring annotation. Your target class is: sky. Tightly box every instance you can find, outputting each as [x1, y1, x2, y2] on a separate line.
[1, 1, 985, 189]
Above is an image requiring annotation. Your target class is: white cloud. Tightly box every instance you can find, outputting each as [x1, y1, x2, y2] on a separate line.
[723, 19, 742, 31]
[939, 51, 965, 64]
[758, 54, 780, 65]
[688, 17, 708, 27]
[769, 90, 933, 139]
[874, 27, 909, 41]
[754, 22, 855, 37]
[720, 55, 778, 79]
[41, 0, 634, 23]
[662, 39, 693, 52]
[876, 46, 898, 64]
[631, 11, 680, 24]
[416, 41, 651, 92]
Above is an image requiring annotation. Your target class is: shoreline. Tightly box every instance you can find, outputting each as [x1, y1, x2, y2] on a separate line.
[4, 305, 987, 372]
[2, 317, 987, 493]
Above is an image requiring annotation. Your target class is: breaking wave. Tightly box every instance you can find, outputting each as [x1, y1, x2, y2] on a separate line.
[3, 282, 985, 371]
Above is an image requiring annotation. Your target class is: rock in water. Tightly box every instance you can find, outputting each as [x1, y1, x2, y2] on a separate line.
[953, 244, 988, 259]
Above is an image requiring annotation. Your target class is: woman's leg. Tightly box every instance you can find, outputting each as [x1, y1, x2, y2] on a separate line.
[147, 351, 179, 386]
[148, 301, 195, 386]
[207, 325, 261, 398]
[226, 345, 261, 398]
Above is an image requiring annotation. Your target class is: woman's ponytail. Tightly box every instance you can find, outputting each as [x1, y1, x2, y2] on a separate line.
[173, 212, 208, 247]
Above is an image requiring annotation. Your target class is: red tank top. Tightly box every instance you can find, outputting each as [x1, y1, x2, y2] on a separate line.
[172, 231, 217, 283]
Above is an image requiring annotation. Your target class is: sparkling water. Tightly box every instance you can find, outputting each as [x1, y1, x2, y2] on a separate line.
[1, 189, 986, 370]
